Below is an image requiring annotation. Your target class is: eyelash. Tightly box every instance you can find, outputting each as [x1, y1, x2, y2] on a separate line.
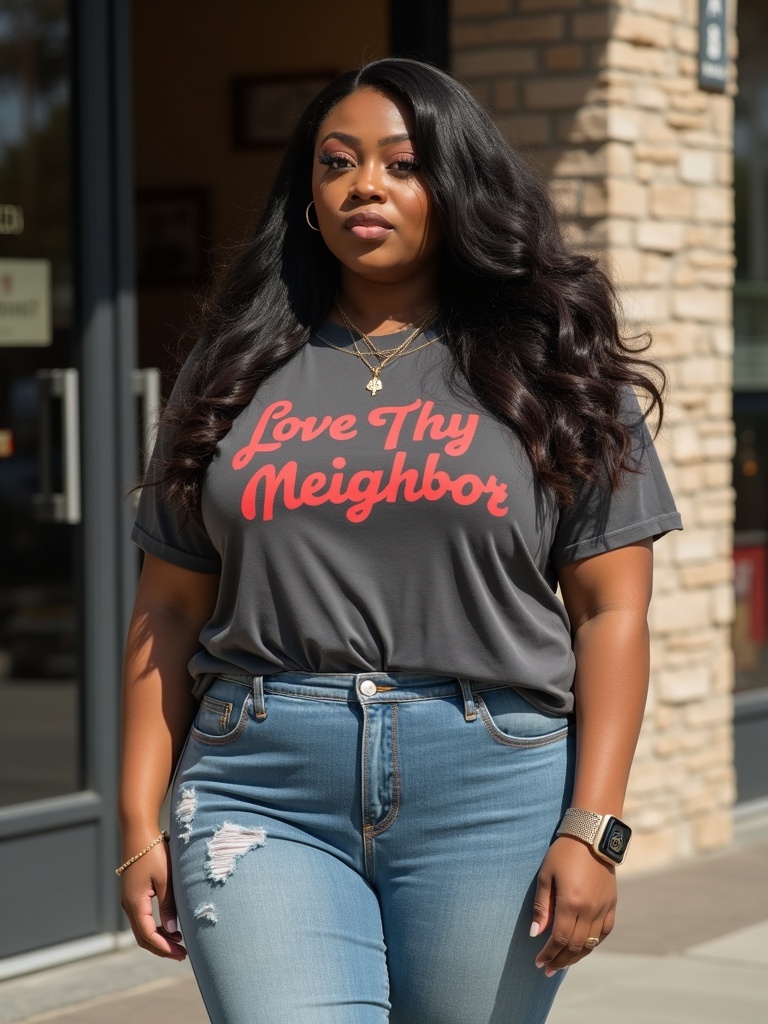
[317, 152, 421, 175]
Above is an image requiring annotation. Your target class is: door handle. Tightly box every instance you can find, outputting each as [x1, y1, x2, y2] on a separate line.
[132, 367, 161, 475]
[34, 368, 81, 524]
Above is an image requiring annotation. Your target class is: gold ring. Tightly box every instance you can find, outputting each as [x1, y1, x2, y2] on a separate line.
[584, 937, 600, 948]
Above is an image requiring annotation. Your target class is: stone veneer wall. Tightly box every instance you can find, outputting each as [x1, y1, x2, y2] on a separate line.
[450, 0, 738, 871]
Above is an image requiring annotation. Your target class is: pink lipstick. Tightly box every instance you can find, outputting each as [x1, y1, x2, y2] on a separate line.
[345, 212, 393, 239]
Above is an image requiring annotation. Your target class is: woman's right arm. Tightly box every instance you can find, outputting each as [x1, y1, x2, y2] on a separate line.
[119, 552, 219, 959]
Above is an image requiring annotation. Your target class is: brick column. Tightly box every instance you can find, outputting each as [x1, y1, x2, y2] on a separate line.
[451, 0, 738, 870]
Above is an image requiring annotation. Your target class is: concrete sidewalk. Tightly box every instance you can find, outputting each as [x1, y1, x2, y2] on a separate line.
[2, 825, 767, 1024]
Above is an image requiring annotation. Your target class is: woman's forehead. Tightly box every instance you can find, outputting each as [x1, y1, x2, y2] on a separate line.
[317, 89, 414, 144]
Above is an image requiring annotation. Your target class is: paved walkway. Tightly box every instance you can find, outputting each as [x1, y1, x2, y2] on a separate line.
[2, 826, 767, 1023]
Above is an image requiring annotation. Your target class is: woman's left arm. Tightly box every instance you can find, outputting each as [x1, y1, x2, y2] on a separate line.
[530, 537, 654, 977]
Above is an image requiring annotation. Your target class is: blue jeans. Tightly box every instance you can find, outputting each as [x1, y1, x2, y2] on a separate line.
[170, 672, 575, 1024]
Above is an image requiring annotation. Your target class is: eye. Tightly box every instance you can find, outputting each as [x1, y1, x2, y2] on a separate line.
[318, 151, 355, 171]
[389, 156, 421, 175]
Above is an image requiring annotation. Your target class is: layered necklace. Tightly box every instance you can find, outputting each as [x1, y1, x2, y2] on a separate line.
[316, 298, 441, 397]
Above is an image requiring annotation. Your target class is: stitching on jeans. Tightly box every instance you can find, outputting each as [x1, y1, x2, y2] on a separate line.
[370, 703, 400, 837]
[361, 705, 374, 882]
[264, 691, 355, 704]
[214, 676, 564, 721]
[218, 674, 526, 704]
[475, 694, 572, 748]
[200, 695, 233, 733]
[191, 694, 253, 746]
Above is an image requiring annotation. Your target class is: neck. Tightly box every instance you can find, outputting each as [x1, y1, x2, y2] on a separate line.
[334, 270, 438, 335]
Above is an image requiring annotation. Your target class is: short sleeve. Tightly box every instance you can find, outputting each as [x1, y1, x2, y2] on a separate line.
[131, 347, 221, 574]
[550, 387, 683, 569]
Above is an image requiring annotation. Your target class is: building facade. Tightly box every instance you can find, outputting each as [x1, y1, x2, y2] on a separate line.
[451, 0, 740, 868]
[0, 0, 763, 975]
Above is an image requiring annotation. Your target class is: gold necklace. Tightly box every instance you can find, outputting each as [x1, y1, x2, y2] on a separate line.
[333, 299, 440, 395]
[336, 298, 439, 361]
[315, 332, 443, 396]
[344, 321, 420, 374]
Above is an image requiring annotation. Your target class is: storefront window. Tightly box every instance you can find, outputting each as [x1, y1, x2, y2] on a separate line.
[0, 0, 81, 806]
[733, 2, 768, 696]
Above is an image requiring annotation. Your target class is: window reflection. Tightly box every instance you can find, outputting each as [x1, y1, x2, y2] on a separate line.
[0, 0, 80, 807]
[733, 3, 768, 697]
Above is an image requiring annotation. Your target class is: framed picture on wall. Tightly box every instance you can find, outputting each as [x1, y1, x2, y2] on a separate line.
[135, 189, 209, 286]
[232, 72, 336, 148]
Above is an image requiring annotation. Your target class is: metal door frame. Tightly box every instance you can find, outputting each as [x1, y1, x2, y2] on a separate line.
[79, 0, 140, 940]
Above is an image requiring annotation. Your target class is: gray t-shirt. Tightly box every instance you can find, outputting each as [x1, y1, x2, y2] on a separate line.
[132, 322, 683, 714]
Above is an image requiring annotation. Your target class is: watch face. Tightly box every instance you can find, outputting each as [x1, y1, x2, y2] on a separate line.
[597, 817, 632, 864]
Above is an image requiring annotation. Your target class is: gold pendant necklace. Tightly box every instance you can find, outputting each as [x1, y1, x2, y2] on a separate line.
[334, 298, 440, 395]
[315, 332, 443, 396]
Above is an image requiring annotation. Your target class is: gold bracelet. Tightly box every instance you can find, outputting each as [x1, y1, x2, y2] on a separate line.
[115, 831, 169, 876]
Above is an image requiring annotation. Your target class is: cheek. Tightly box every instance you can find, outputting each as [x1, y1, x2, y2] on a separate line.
[311, 165, 336, 207]
[404, 189, 438, 249]
[311, 177, 328, 213]
[313, 184, 350, 237]
[311, 186, 339, 241]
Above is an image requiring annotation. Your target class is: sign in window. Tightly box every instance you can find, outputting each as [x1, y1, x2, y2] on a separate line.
[0, 258, 52, 346]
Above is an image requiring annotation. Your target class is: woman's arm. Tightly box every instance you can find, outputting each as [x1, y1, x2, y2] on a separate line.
[530, 537, 653, 975]
[119, 553, 219, 959]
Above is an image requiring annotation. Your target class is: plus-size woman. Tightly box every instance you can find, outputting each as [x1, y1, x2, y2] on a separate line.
[118, 59, 682, 1024]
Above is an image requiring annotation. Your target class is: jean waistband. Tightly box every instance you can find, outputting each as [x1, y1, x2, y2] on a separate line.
[213, 671, 510, 718]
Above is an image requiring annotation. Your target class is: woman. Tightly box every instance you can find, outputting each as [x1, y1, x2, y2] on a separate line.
[119, 58, 682, 1024]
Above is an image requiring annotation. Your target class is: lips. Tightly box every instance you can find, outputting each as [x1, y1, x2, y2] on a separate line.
[344, 211, 393, 239]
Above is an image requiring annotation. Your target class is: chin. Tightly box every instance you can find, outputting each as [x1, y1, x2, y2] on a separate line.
[347, 262, 413, 285]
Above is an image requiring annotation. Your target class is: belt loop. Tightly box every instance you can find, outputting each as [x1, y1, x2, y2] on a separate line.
[459, 679, 478, 722]
[252, 676, 267, 720]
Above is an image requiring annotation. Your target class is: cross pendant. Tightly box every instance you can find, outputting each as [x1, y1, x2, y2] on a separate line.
[366, 375, 383, 396]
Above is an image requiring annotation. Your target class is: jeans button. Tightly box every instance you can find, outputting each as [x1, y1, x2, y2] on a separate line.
[359, 679, 377, 696]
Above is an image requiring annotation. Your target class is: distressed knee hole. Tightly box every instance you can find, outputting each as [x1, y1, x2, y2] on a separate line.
[175, 786, 197, 844]
[193, 902, 218, 924]
[205, 822, 266, 884]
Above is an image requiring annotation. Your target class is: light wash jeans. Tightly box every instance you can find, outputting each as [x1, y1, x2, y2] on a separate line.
[170, 672, 575, 1024]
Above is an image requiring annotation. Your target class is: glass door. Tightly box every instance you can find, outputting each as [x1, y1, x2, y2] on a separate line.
[0, 0, 137, 968]
[732, 0, 768, 805]
[0, 0, 96, 962]
[0, 0, 82, 812]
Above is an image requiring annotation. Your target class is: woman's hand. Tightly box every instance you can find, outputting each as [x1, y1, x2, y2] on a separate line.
[530, 836, 617, 976]
[119, 833, 186, 960]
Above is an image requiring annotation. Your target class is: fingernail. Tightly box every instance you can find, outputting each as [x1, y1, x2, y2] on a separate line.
[168, 918, 178, 934]
[529, 922, 540, 938]
[545, 968, 558, 978]
[535, 960, 545, 969]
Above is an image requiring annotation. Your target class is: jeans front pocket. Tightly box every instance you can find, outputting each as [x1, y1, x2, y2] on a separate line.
[475, 686, 572, 748]
[190, 677, 253, 745]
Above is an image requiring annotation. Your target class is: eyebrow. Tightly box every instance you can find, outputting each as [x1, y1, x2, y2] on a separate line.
[318, 131, 412, 147]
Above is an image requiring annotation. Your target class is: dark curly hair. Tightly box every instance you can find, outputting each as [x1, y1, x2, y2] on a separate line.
[158, 57, 665, 519]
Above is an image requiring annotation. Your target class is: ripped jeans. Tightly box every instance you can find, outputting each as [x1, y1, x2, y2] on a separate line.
[170, 672, 575, 1024]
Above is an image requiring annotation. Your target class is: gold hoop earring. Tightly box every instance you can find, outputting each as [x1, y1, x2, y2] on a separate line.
[305, 201, 321, 232]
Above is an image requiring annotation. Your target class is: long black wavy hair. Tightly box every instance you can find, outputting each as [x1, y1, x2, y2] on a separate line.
[160, 57, 665, 518]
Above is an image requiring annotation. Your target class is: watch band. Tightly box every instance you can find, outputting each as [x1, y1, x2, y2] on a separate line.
[556, 807, 603, 845]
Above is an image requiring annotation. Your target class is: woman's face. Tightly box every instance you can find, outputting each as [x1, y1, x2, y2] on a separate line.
[311, 88, 441, 286]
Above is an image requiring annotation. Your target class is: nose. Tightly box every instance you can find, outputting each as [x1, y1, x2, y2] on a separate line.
[348, 160, 386, 202]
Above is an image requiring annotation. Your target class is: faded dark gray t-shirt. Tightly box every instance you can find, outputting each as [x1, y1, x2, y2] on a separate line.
[132, 322, 682, 713]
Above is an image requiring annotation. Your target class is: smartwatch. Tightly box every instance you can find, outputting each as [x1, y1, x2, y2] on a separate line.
[556, 808, 632, 865]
